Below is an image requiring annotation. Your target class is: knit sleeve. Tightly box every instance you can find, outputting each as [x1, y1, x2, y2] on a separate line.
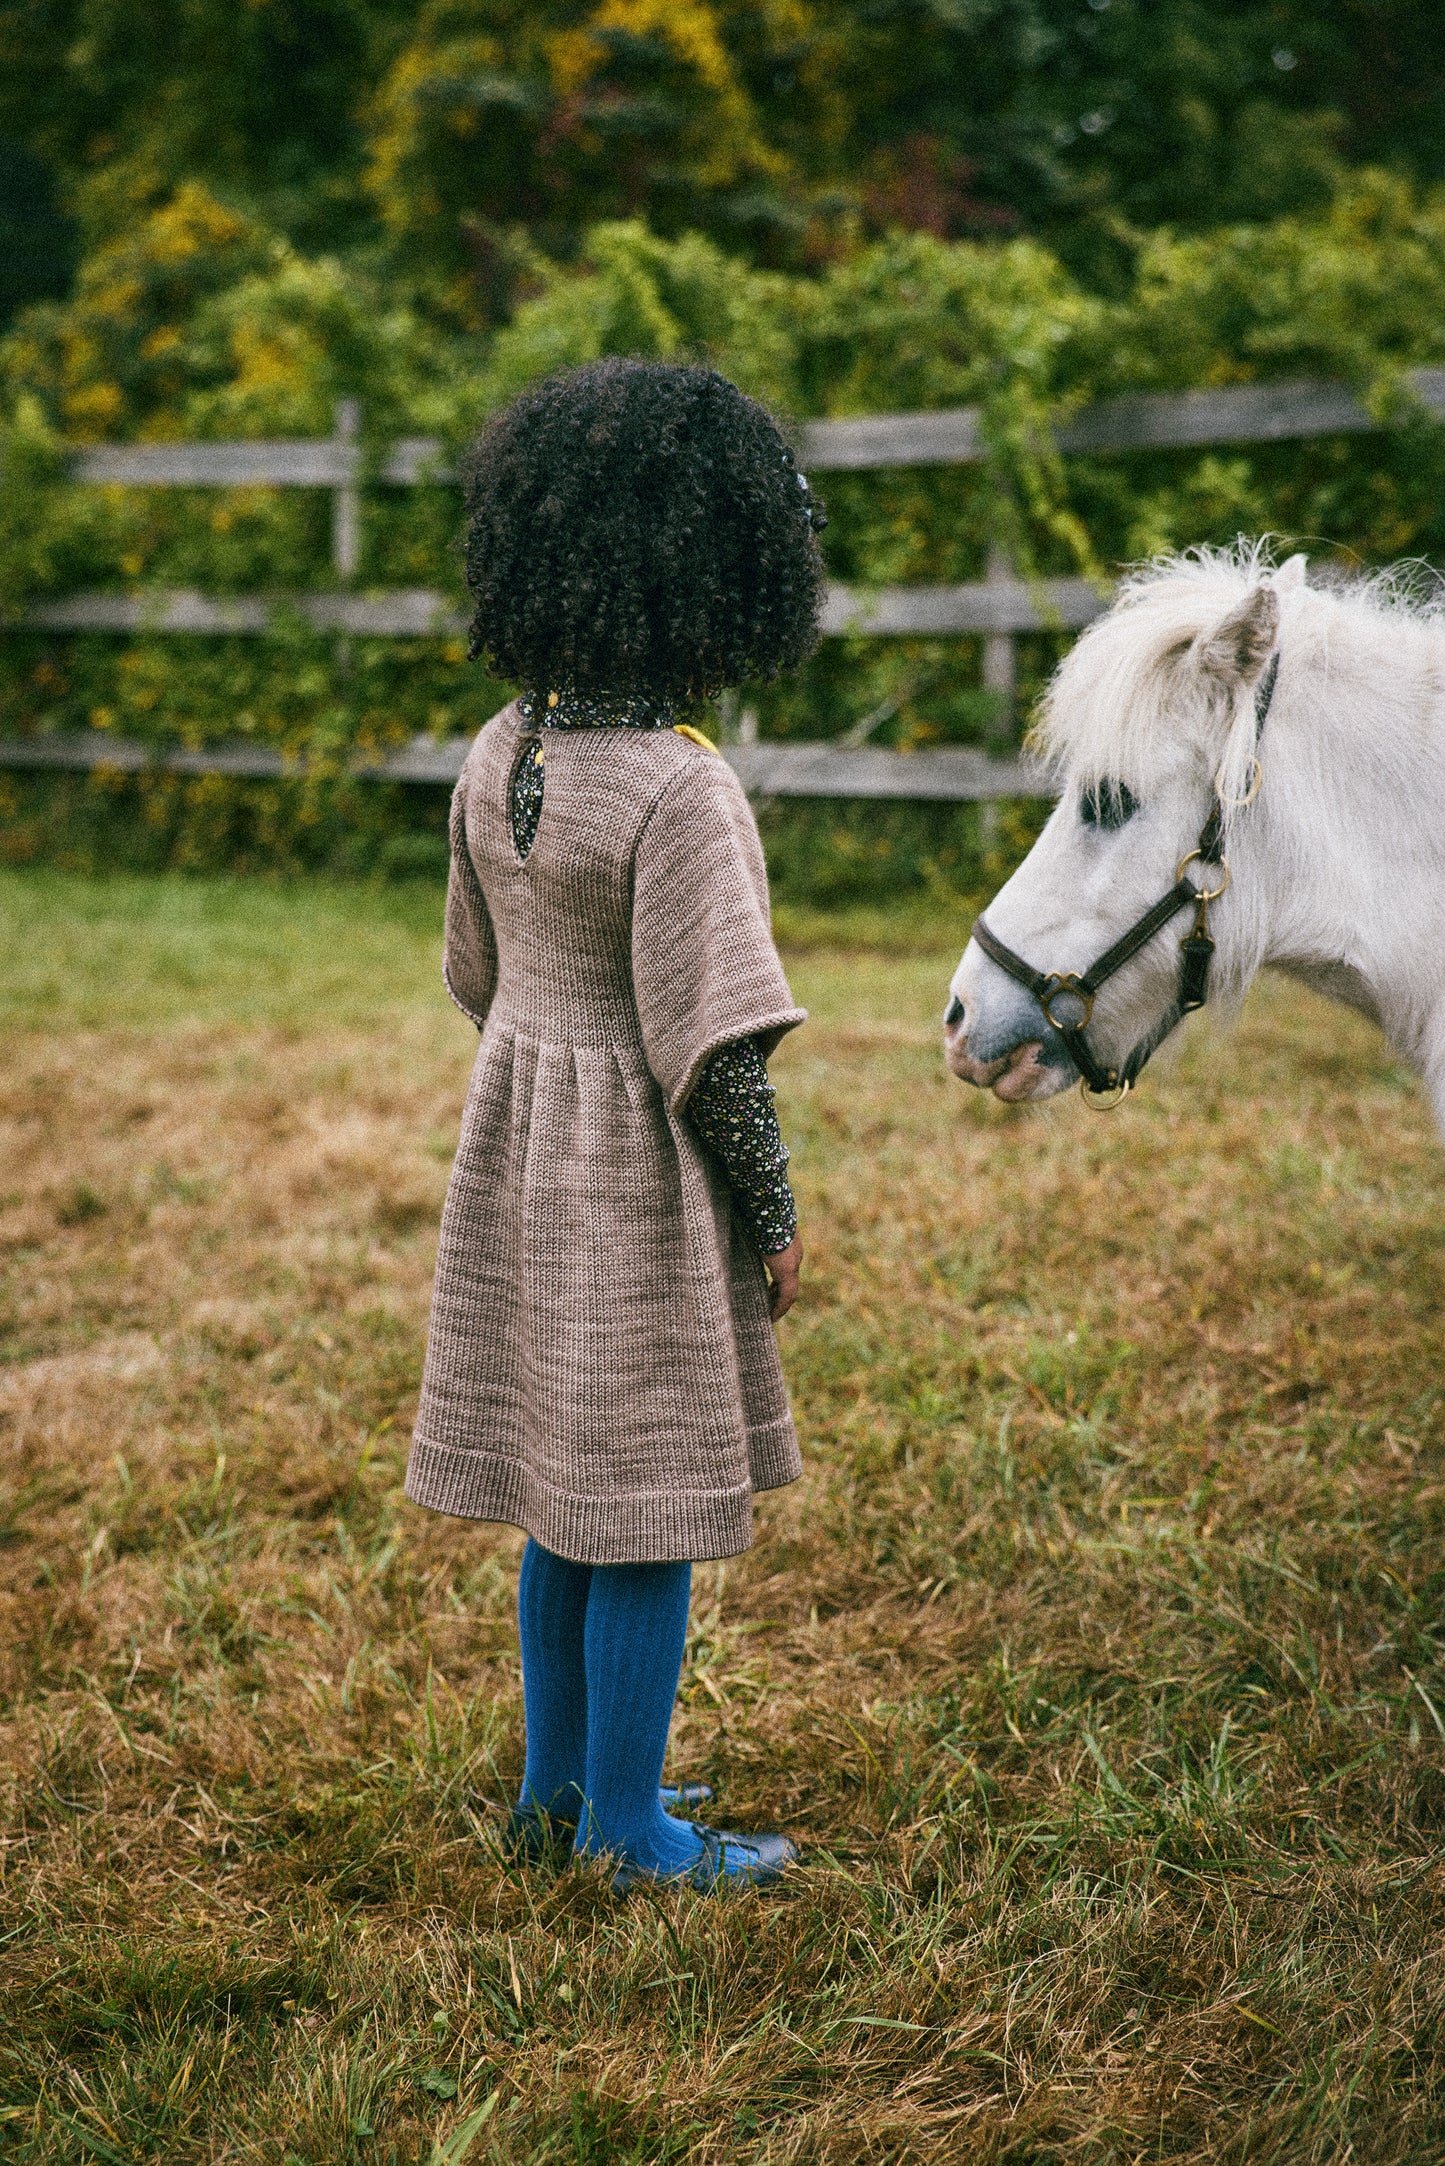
[631, 750, 806, 1114]
[690, 1036, 799, 1254]
[442, 770, 498, 1029]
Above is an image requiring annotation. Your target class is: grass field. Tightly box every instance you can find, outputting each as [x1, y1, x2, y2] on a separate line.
[4, 869, 1445, 2164]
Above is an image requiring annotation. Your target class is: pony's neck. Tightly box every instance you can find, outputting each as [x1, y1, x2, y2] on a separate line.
[1232, 591, 1445, 1043]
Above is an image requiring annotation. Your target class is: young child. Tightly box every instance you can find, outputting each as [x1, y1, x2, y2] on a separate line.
[405, 358, 826, 1891]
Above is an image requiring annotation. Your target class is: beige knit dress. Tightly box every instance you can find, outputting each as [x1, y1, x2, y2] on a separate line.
[404, 701, 807, 1564]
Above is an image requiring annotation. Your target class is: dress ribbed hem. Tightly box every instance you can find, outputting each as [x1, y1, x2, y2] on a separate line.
[744, 1415, 804, 1496]
[404, 1422, 801, 1564]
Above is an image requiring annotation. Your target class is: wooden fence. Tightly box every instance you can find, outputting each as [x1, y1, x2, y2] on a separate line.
[7, 371, 1443, 800]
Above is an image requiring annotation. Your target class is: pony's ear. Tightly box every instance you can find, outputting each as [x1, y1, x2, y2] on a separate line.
[1193, 584, 1279, 691]
[1272, 552, 1308, 592]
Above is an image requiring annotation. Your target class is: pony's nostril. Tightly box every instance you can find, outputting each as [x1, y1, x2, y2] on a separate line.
[943, 996, 965, 1028]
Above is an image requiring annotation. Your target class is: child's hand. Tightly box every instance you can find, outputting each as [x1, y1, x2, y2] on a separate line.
[764, 1233, 802, 1320]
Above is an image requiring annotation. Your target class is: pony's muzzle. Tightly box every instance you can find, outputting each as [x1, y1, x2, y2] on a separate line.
[943, 993, 1057, 1100]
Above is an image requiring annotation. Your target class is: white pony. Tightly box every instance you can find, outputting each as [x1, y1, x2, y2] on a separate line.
[945, 543, 1445, 1131]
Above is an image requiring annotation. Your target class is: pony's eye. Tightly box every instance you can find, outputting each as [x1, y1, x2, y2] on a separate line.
[1080, 780, 1138, 831]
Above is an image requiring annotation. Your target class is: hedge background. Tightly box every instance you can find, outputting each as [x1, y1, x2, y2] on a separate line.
[5, 169, 1445, 899]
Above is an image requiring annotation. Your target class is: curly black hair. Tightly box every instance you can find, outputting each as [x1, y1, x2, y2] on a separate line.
[460, 358, 826, 705]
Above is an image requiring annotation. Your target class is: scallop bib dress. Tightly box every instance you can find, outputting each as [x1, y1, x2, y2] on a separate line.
[404, 702, 807, 1565]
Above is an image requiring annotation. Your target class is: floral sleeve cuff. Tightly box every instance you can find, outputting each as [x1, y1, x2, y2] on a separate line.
[688, 1036, 798, 1254]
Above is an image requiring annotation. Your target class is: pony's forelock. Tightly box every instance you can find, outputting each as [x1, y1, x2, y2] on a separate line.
[1033, 541, 1445, 802]
[1031, 542, 1285, 791]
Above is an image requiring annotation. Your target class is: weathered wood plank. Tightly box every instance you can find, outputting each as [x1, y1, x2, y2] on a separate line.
[380, 437, 454, 484]
[27, 592, 274, 633]
[1056, 381, 1375, 452]
[69, 442, 361, 486]
[821, 577, 1106, 635]
[721, 741, 1046, 800]
[62, 370, 1445, 489]
[2, 732, 289, 778]
[3, 731, 155, 773]
[70, 437, 463, 487]
[23, 580, 1102, 640]
[0, 730, 479, 781]
[798, 369, 1445, 470]
[795, 409, 986, 470]
[23, 589, 468, 636]
[357, 735, 477, 783]
[0, 728, 1053, 800]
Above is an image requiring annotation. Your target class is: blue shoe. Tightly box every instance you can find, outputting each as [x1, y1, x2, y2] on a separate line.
[609, 1824, 798, 1896]
[503, 1781, 714, 1861]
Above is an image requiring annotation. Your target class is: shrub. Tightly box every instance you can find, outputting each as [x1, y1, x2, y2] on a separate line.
[4, 183, 1445, 895]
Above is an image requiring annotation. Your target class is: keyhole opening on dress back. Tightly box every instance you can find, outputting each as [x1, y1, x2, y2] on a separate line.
[509, 736, 545, 864]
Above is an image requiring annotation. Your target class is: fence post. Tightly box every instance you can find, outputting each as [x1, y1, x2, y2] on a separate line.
[977, 545, 1019, 853]
[332, 399, 361, 581]
[717, 691, 761, 744]
[982, 544, 1016, 732]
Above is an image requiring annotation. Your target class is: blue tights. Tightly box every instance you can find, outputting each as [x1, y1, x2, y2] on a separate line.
[516, 1538, 706, 1876]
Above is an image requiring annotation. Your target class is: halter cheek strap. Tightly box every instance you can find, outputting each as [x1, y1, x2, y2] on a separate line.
[970, 650, 1279, 1108]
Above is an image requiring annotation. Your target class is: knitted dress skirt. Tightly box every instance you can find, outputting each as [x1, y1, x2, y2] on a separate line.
[404, 703, 807, 1565]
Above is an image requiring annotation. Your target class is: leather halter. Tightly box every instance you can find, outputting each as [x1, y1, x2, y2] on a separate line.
[970, 652, 1279, 1109]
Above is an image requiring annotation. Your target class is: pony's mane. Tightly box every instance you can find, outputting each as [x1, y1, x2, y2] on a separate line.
[1030, 539, 1445, 790]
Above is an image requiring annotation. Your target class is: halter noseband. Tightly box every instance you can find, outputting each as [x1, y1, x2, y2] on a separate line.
[970, 651, 1279, 1110]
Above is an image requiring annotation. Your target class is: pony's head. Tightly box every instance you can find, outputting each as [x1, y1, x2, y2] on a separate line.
[945, 545, 1304, 1100]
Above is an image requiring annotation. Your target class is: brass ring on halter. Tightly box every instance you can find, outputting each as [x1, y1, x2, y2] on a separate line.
[1176, 848, 1231, 904]
[1079, 1077, 1131, 1111]
[1216, 756, 1263, 811]
[1040, 973, 1095, 1031]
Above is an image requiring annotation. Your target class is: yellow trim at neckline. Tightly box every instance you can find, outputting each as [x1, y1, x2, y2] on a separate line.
[672, 723, 721, 755]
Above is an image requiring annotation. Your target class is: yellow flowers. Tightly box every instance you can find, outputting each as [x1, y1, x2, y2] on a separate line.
[64, 383, 124, 435]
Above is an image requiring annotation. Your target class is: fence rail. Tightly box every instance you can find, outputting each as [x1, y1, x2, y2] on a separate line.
[2, 722, 1044, 801]
[795, 371, 1445, 468]
[9, 369, 1442, 801]
[64, 371, 1445, 488]
[20, 572, 1108, 642]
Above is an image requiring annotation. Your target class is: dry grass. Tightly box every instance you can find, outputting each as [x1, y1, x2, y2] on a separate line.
[3, 868, 1445, 2164]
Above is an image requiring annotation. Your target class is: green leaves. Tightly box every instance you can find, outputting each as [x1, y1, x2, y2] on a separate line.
[427, 2094, 498, 2165]
[1, 183, 458, 448]
[6, 161, 1445, 884]
[479, 220, 802, 416]
[0, 392, 67, 614]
